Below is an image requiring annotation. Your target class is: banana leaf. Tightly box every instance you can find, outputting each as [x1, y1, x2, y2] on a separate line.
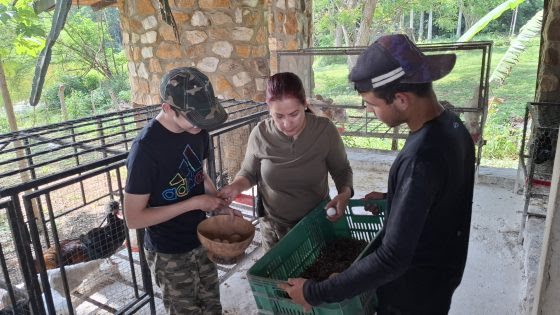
[29, 0, 72, 106]
[490, 10, 543, 86]
[458, 0, 526, 42]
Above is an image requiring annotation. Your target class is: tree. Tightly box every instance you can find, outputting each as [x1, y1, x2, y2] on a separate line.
[458, 0, 526, 42]
[0, 0, 45, 126]
[313, 0, 379, 66]
[0, 0, 45, 100]
[418, 10, 424, 40]
[427, 7, 434, 40]
[456, 0, 463, 37]
[52, 7, 124, 79]
[0, 0, 46, 221]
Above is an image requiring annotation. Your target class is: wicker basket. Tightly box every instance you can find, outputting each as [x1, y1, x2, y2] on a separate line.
[197, 215, 255, 260]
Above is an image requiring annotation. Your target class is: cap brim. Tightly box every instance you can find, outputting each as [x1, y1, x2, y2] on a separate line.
[186, 98, 228, 130]
[401, 54, 456, 83]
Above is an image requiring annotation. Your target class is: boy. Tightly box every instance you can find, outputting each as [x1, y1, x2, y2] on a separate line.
[124, 67, 233, 314]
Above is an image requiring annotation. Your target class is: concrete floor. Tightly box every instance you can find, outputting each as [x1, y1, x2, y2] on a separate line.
[217, 148, 527, 314]
[450, 184, 524, 315]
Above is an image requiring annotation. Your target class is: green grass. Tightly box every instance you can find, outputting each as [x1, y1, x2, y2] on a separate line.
[313, 40, 540, 169]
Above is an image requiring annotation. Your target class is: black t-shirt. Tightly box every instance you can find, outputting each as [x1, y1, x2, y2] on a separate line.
[125, 119, 209, 254]
[305, 110, 475, 312]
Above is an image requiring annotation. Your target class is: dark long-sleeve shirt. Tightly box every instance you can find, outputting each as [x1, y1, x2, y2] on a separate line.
[304, 110, 475, 313]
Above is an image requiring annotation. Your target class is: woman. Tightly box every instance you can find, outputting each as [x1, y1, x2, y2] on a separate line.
[219, 72, 353, 251]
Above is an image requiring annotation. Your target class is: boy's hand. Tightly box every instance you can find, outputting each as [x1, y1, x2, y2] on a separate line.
[193, 195, 229, 212]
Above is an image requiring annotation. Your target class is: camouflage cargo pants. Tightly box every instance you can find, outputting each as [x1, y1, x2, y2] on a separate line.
[146, 246, 221, 315]
[259, 216, 296, 252]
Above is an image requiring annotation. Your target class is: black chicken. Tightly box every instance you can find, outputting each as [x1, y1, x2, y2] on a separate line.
[38, 201, 126, 270]
[533, 129, 558, 164]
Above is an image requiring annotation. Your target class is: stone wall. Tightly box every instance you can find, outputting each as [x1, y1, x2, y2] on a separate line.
[531, 0, 560, 182]
[118, 0, 272, 105]
[536, 0, 560, 126]
[537, 0, 560, 103]
[267, 0, 313, 74]
[117, 0, 312, 105]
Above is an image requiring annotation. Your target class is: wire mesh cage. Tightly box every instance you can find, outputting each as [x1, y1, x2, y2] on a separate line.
[0, 100, 271, 314]
[517, 102, 560, 242]
[277, 41, 492, 169]
[0, 105, 159, 190]
[21, 162, 153, 315]
[0, 200, 36, 315]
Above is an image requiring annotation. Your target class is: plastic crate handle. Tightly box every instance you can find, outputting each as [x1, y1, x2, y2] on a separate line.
[346, 199, 387, 217]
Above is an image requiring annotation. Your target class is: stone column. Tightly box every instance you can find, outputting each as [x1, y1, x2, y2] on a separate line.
[536, 0, 560, 105]
[534, 0, 560, 176]
[117, 0, 271, 105]
[267, 0, 313, 95]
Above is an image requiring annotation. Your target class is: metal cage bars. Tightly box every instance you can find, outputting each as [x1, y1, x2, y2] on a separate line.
[517, 102, 560, 243]
[0, 99, 268, 314]
[276, 41, 493, 170]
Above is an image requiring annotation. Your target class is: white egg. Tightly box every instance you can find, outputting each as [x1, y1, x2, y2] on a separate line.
[326, 207, 337, 217]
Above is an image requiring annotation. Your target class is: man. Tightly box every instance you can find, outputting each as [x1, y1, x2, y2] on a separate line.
[124, 67, 237, 314]
[279, 34, 475, 315]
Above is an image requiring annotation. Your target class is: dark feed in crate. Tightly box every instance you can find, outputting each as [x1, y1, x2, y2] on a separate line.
[300, 238, 368, 281]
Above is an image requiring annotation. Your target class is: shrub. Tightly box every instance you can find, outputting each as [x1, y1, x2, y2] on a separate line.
[118, 90, 131, 102]
[315, 55, 347, 68]
[65, 91, 93, 118]
[43, 74, 100, 110]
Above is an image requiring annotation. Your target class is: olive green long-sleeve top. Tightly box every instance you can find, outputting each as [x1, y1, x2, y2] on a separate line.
[237, 113, 353, 224]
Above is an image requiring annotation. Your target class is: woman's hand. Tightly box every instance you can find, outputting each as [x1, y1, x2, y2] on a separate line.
[217, 184, 241, 205]
[325, 187, 351, 222]
[212, 206, 243, 217]
[190, 194, 229, 212]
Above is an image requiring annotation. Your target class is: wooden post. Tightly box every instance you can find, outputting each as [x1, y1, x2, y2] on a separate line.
[391, 126, 400, 151]
[58, 84, 68, 120]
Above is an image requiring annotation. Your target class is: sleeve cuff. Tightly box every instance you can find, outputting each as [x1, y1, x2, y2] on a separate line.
[303, 279, 322, 306]
[235, 170, 257, 187]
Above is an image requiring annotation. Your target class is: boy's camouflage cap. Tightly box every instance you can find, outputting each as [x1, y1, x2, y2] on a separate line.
[160, 67, 228, 129]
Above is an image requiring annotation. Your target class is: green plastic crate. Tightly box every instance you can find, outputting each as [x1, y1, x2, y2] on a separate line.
[247, 199, 387, 315]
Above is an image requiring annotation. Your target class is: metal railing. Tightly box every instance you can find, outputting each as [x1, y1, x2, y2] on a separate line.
[0, 105, 159, 190]
[0, 199, 37, 314]
[0, 99, 268, 314]
[277, 41, 493, 169]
